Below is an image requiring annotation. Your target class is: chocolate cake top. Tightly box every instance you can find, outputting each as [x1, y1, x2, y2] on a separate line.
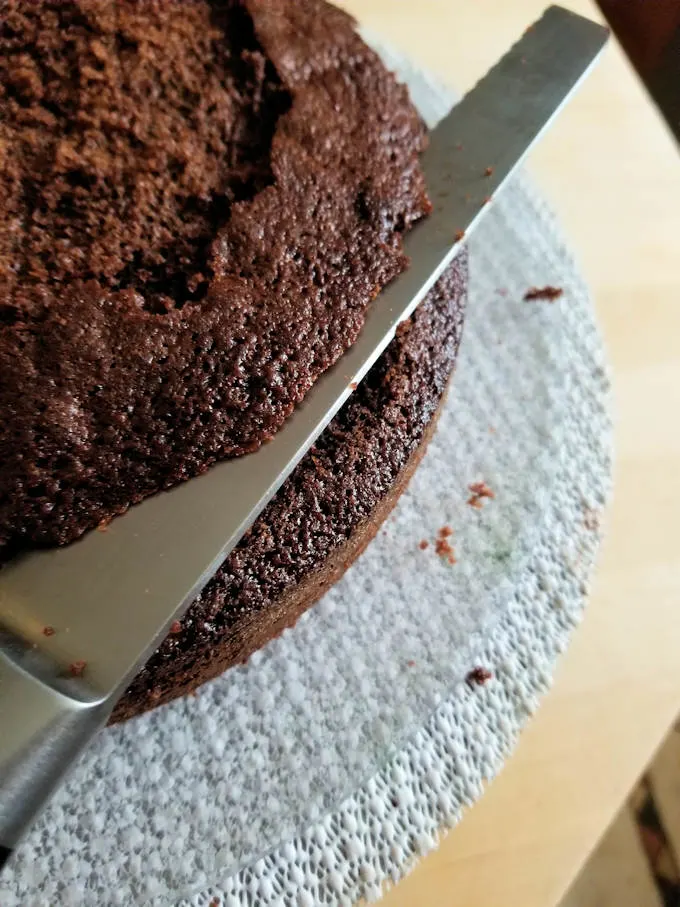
[0, 0, 430, 556]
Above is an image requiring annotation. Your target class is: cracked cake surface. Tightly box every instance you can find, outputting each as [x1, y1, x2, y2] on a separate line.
[0, 0, 431, 557]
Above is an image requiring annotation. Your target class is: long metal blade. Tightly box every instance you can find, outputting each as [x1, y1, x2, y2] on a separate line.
[0, 7, 608, 703]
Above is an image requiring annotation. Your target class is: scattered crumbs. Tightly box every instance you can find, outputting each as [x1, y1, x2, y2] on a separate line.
[435, 537, 457, 564]
[42, 625, 55, 637]
[496, 287, 508, 297]
[349, 381, 358, 390]
[209, 897, 220, 907]
[484, 166, 494, 177]
[69, 660, 87, 678]
[96, 521, 109, 533]
[524, 285, 563, 302]
[438, 525, 453, 538]
[468, 481, 495, 509]
[454, 229, 466, 242]
[435, 538, 452, 557]
[482, 196, 492, 205]
[583, 507, 601, 532]
[467, 666, 493, 687]
[418, 539, 429, 551]
[169, 620, 182, 634]
[469, 481, 495, 498]
[407, 660, 416, 668]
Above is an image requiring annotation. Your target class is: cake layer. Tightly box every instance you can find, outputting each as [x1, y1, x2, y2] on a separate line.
[112, 255, 468, 722]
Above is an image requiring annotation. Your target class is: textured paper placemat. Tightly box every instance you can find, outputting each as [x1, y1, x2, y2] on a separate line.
[1, 44, 611, 907]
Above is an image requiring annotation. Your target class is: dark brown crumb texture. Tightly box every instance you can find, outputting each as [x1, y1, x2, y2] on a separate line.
[112, 256, 468, 722]
[523, 285, 563, 301]
[0, 0, 431, 557]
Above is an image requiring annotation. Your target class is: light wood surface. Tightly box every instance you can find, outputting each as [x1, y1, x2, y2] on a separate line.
[334, 1, 680, 904]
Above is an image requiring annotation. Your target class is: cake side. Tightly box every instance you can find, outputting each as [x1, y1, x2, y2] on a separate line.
[111, 254, 468, 723]
[0, 0, 430, 558]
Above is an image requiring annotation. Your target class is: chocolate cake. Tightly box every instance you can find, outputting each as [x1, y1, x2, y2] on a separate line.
[0, 0, 431, 558]
[112, 257, 467, 722]
[0, 0, 470, 718]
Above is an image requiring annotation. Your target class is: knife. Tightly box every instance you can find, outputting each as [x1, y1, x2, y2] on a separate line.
[0, 6, 608, 867]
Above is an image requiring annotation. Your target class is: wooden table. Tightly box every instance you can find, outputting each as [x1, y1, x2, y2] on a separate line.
[335, 1, 680, 904]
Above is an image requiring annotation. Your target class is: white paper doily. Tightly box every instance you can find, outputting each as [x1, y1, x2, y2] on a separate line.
[1, 46, 611, 907]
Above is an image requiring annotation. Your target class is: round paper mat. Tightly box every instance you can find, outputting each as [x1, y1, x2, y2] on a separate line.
[1, 45, 612, 907]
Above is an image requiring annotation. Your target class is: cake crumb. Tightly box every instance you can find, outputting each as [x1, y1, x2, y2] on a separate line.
[496, 287, 508, 297]
[467, 666, 493, 687]
[484, 166, 494, 177]
[438, 525, 453, 538]
[169, 620, 182, 634]
[69, 660, 87, 677]
[96, 521, 109, 533]
[435, 537, 452, 557]
[419, 539, 429, 550]
[469, 481, 495, 498]
[407, 660, 416, 668]
[489, 426, 496, 434]
[349, 381, 358, 390]
[468, 481, 495, 509]
[482, 196, 492, 205]
[454, 229, 466, 242]
[524, 285, 563, 302]
[42, 625, 55, 637]
[435, 537, 456, 563]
